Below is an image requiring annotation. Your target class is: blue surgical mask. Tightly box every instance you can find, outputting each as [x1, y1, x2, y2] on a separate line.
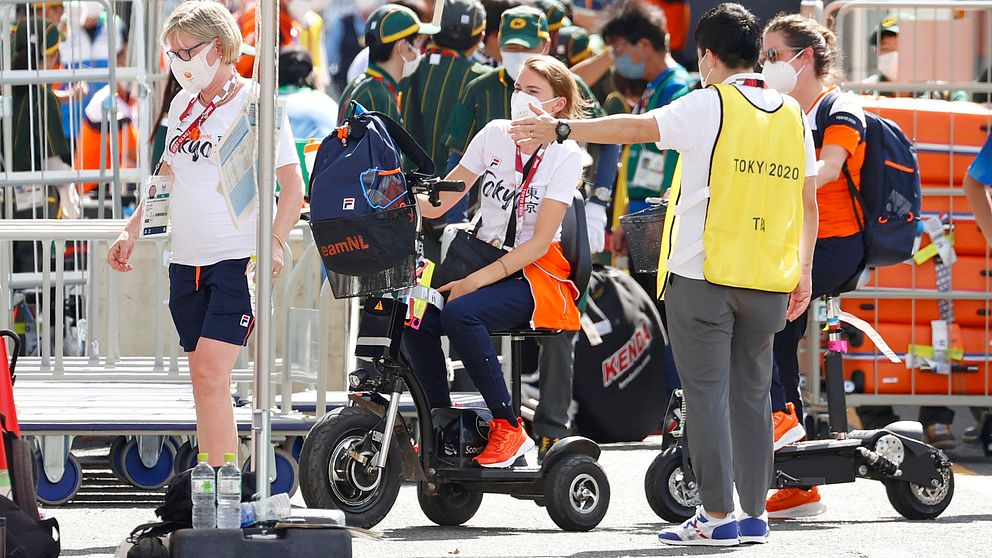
[614, 51, 645, 80]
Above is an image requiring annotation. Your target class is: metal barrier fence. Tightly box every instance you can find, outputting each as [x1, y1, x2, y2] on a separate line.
[0, 219, 338, 412]
[801, 0, 992, 412]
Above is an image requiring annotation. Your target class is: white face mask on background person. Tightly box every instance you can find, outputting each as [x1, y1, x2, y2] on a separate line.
[510, 90, 558, 121]
[400, 42, 421, 78]
[500, 51, 532, 81]
[170, 42, 220, 94]
[877, 51, 898, 80]
[698, 51, 714, 88]
[761, 50, 805, 94]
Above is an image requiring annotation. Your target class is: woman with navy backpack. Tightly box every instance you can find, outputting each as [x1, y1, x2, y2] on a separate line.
[759, 14, 866, 518]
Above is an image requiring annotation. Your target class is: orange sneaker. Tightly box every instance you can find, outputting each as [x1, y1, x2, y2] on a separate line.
[766, 487, 826, 519]
[473, 418, 535, 468]
[773, 402, 806, 451]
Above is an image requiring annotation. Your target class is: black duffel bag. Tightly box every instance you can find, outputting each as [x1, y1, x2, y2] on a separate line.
[572, 265, 668, 443]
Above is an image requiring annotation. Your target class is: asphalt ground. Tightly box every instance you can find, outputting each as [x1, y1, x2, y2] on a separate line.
[48, 407, 991, 557]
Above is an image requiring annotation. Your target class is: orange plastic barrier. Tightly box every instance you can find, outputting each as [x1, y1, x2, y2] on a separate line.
[862, 256, 991, 292]
[919, 198, 991, 257]
[858, 96, 992, 187]
[842, 298, 990, 327]
[843, 322, 991, 395]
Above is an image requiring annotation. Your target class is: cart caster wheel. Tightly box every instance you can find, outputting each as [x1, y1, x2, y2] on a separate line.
[417, 482, 483, 526]
[299, 406, 402, 529]
[243, 448, 300, 497]
[644, 447, 698, 523]
[36, 453, 83, 506]
[543, 454, 610, 532]
[108, 436, 128, 482]
[173, 442, 198, 475]
[120, 438, 177, 490]
[885, 463, 954, 520]
[290, 436, 304, 463]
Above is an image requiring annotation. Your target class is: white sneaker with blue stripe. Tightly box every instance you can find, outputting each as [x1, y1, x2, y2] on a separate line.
[658, 508, 740, 546]
[738, 511, 770, 544]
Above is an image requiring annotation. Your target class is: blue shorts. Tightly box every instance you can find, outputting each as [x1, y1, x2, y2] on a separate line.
[168, 258, 255, 352]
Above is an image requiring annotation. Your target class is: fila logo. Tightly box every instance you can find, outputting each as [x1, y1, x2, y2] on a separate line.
[343, 198, 355, 210]
[240, 315, 251, 327]
[490, 157, 501, 168]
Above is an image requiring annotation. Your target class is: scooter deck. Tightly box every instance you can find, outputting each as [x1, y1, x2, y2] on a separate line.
[433, 465, 543, 482]
[774, 438, 863, 488]
[776, 437, 864, 455]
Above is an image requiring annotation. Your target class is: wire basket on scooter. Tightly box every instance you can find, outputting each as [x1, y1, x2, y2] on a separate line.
[311, 205, 419, 299]
[619, 203, 667, 273]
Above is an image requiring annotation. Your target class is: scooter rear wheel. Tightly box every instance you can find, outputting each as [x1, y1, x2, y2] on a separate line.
[544, 454, 610, 532]
[644, 447, 698, 523]
[884, 464, 954, 520]
[299, 406, 402, 529]
[417, 482, 483, 526]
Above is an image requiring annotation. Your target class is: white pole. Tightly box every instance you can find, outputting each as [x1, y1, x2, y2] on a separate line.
[254, 0, 277, 499]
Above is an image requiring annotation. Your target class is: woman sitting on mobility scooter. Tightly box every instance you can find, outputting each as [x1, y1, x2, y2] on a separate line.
[405, 55, 588, 468]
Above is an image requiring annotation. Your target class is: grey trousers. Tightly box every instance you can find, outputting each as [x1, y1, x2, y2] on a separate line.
[534, 331, 576, 439]
[666, 275, 788, 516]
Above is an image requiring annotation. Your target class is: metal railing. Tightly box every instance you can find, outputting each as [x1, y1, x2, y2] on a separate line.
[799, 0, 992, 411]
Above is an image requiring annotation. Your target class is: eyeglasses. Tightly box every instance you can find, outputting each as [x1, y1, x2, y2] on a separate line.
[758, 47, 799, 66]
[166, 41, 210, 62]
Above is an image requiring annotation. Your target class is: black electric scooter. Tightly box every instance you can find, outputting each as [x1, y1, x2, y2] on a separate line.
[298, 173, 611, 532]
[644, 295, 955, 522]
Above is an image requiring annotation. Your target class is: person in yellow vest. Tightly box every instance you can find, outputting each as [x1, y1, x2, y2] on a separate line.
[510, 3, 818, 546]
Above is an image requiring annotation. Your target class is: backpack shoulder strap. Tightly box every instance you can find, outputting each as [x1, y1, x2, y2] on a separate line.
[357, 105, 436, 176]
[815, 90, 866, 231]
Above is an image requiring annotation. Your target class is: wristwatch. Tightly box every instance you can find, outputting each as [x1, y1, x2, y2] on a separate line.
[555, 120, 571, 144]
[592, 187, 612, 203]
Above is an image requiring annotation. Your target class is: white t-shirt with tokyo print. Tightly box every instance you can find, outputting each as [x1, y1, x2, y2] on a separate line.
[163, 81, 297, 266]
[459, 120, 582, 246]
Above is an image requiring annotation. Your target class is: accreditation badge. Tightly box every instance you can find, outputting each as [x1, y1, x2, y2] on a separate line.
[140, 175, 173, 238]
[630, 149, 667, 192]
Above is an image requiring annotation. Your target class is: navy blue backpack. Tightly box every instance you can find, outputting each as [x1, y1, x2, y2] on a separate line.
[308, 103, 435, 291]
[815, 90, 922, 268]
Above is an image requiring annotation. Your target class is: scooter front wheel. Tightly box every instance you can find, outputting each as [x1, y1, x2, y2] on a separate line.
[884, 464, 954, 520]
[544, 454, 610, 532]
[644, 447, 698, 523]
[417, 482, 483, 526]
[299, 406, 402, 528]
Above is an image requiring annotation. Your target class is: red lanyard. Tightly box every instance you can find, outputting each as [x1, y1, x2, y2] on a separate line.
[513, 145, 546, 221]
[168, 77, 238, 155]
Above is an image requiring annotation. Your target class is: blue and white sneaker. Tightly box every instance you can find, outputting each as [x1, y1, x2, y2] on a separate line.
[658, 508, 740, 546]
[738, 511, 770, 544]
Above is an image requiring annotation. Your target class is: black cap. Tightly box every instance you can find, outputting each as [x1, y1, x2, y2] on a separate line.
[439, 0, 487, 42]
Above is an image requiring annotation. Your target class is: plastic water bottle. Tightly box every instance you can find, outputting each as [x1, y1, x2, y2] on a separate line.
[216, 453, 242, 529]
[239, 493, 293, 527]
[191, 453, 216, 529]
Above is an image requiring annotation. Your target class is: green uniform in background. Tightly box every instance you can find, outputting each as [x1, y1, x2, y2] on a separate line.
[444, 67, 605, 157]
[403, 45, 489, 172]
[337, 63, 404, 124]
[624, 66, 691, 205]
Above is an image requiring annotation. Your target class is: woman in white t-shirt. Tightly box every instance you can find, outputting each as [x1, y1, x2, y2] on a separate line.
[404, 56, 586, 468]
[107, 0, 305, 467]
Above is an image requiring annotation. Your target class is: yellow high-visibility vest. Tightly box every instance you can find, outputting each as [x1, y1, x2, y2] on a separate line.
[658, 83, 807, 298]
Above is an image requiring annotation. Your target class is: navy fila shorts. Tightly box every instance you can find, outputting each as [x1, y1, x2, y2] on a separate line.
[168, 258, 255, 352]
